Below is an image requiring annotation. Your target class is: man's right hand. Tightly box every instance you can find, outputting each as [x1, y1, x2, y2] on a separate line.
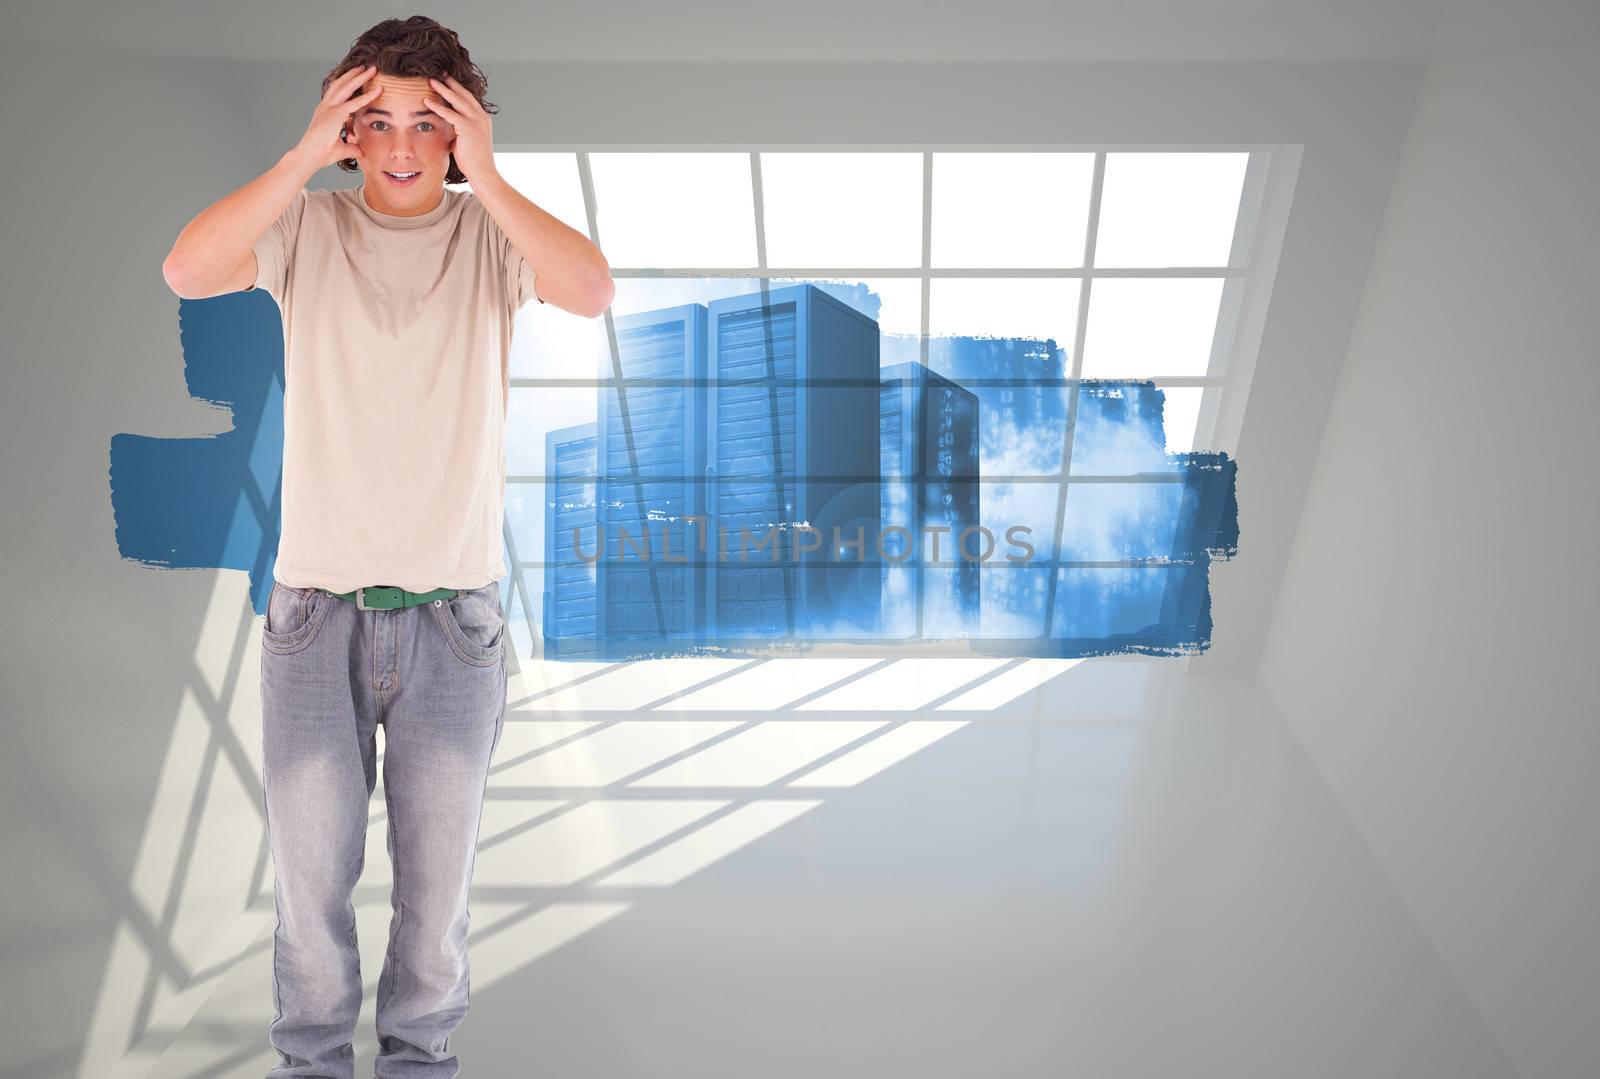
[296, 64, 382, 170]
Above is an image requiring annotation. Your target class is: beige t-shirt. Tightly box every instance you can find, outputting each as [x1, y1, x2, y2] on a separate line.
[249, 184, 540, 593]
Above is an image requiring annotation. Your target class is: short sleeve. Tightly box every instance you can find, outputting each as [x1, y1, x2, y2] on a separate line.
[247, 187, 309, 305]
[480, 198, 543, 312]
[510, 247, 540, 310]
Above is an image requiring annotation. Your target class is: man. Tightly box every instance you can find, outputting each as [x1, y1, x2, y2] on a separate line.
[161, 24, 614, 1078]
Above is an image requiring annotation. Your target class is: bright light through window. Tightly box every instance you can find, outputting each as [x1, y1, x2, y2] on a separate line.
[762, 152, 925, 268]
[588, 152, 756, 268]
[1081, 277, 1225, 378]
[930, 152, 1094, 268]
[928, 278, 1080, 348]
[1095, 152, 1249, 268]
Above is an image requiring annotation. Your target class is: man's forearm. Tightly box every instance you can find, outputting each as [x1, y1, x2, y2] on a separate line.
[163, 146, 323, 295]
[470, 169, 615, 318]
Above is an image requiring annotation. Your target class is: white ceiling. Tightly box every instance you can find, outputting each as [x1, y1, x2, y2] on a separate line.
[13, 0, 1600, 63]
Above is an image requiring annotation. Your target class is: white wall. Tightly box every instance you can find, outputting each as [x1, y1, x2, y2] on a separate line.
[1260, 37, 1600, 1079]
[0, 40, 1418, 1074]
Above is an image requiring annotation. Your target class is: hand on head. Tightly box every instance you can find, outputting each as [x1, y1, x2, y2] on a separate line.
[299, 64, 381, 170]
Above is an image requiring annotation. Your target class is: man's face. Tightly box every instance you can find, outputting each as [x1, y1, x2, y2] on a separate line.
[345, 72, 455, 212]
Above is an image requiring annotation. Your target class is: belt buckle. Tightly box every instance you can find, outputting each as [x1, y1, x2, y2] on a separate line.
[356, 586, 383, 611]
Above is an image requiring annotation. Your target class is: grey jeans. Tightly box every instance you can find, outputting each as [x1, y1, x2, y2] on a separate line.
[259, 580, 508, 1079]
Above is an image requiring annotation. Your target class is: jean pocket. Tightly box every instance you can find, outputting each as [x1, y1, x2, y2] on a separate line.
[262, 582, 330, 655]
[431, 582, 505, 667]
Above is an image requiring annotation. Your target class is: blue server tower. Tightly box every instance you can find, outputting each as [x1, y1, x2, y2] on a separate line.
[596, 305, 708, 651]
[924, 336, 1070, 638]
[879, 361, 981, 639]
[705, 283, 881, 643]
[541, 422, 598, 659]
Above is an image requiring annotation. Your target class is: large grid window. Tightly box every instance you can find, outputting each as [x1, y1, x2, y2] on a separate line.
[477, 149, 1276, 659]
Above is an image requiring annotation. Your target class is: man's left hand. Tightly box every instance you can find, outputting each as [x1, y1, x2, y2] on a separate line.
[424, 75, 498, 184]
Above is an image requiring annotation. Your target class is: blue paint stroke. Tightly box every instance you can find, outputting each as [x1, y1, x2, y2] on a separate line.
[109, 293, 284, 614]
[541, 282, 1239, 660]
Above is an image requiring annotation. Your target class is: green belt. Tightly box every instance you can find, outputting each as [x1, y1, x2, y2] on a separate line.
[321, 585, 459, 610]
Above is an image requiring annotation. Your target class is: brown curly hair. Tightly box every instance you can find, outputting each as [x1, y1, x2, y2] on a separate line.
[322, 16, 497, 186]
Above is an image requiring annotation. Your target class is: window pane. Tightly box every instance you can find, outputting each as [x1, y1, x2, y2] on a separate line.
[1068, 383, 1174, 475]
[506, 480, 599, 655]
[762, 152, 923, 269]
[590, 152, 756, 268]
[980, 563, 1052, 637]
[506, 385, 598, 478]
[1081, 278, 1224, 378]
[923, 284, 1075, 478]
[1059, 482, 1187, 562]
[1158, 387, 1204, 454]
[1094, 152, 1248, 268]
[508, 299, 610, 380]
[855, 277, 923, 343]
[487, 151, 588, 236]
[880, 563, 979, 639]
[978, 480, 1060, 565]
[931, 152, 1093, 268]
[1051, 566, 1194, 640]
[928, 277, 1078, 351]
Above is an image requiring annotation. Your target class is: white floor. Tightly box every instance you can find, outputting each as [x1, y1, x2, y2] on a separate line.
[142, 656, 1514, 1078]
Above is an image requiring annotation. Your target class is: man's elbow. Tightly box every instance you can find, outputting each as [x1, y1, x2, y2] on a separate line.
[162, 256, 199, 300]
[582, 275, 616, 319]
[162, 253, 215, 300]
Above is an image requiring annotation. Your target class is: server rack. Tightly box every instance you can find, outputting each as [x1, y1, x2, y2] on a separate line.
[541, 422, 598, 659]
[705, 283, 881, 643]
[595, 305, 708, 649]
[879, 361, 981, 639]
[923, 336, 1070, 643]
